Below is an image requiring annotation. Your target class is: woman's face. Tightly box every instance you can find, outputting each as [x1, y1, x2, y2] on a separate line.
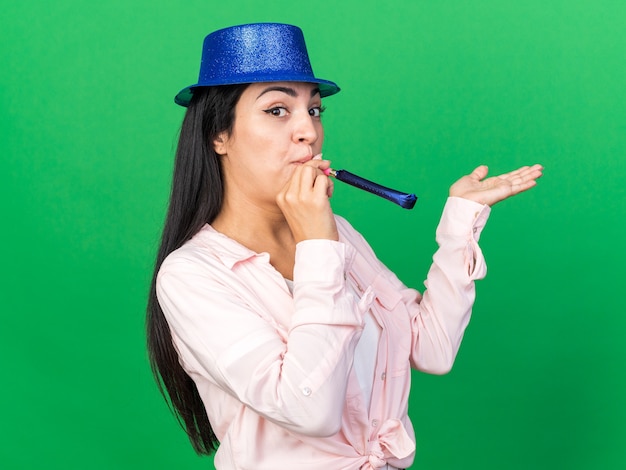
[214, 81, 325, 207]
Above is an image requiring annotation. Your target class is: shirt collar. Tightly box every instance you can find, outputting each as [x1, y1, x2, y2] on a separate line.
[192, 224, 269, 270]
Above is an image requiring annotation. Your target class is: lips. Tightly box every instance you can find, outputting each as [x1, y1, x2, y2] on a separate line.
[292, 152, 323, 164]
[292, 155, 313, 164]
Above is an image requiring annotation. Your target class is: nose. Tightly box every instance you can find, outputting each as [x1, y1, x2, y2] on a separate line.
[292, 111, 320, 145]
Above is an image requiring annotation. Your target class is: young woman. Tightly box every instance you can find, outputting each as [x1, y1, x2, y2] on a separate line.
[147, 23, 543, 470]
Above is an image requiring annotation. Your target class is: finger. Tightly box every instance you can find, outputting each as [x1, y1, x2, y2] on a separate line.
[470, 165, 489, 181]
[279, 164, 315, 205]
[509, 166, 543, 194]
[508, 165, 543, 187]
[496, 166, 530, 180]
[303, 158, 331, 172]
[524, 164, 544, 180]
[515, 164, 543, 178]
[326, 176, 335, 198]
[497, 164, 543, 181]
[312, 172, 331, 199]
[293, 164, 320, 194]
[287, 164, 330, 206]
[510, 179, 538, 195]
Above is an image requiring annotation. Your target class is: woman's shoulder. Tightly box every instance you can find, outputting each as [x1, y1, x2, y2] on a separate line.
[159, 224, 256, 276]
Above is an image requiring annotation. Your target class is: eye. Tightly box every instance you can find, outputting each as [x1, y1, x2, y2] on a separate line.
[309, 106, 326, 118]
[263, 107, 288, 117]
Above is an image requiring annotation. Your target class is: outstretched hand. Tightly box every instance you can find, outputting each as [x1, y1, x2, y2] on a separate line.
[449, 164, 543, 206]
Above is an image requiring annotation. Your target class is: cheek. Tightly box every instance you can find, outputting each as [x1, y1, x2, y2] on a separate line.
[317, 123, 325, 147]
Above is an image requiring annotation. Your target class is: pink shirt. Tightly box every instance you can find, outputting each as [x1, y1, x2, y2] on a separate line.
[156, 197, 490, 469]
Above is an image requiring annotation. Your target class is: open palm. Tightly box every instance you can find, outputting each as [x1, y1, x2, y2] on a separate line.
[449, 164, 543, 206]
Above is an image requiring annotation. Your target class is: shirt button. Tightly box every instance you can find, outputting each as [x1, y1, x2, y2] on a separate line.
[372, 419, 379, 427]
[381, 372, 386, 380]
[302, 387, 312, 396]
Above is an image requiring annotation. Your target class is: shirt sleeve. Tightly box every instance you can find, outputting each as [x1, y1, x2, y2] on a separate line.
[156, 240, 368, 438]
[409, 196, 490, 373]
[336, 196, 490, 375]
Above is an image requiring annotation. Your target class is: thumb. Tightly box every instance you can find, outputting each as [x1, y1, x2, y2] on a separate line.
[470, 165, 489, 181]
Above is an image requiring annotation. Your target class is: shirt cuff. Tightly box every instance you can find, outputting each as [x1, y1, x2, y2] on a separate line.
[436, 196, 491, 242]
[291, 239, 362, 329]
[293, 239, 355, 284]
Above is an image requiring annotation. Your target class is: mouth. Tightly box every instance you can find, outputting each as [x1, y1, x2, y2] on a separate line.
[292, 155, 313, 164]
[292, 152, 322, 164]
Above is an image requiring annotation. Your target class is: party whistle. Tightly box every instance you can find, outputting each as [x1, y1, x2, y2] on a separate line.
[324, 168, 418, 209]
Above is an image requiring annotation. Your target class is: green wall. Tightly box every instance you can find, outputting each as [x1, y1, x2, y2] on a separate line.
[2, 1, 624, 468]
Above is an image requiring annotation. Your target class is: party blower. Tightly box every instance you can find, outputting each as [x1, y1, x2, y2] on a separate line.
[324, 167, 418, 209]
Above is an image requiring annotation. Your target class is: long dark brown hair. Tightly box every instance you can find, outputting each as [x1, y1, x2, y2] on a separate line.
[146, 84, 248, 454]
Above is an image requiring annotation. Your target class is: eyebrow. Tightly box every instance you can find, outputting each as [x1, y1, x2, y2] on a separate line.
[256, 85, 321, 99]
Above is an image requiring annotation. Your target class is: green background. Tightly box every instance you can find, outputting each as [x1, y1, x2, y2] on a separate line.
[2, 1, 625, 468]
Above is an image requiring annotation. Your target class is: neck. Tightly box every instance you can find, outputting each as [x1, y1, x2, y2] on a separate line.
[211, 195, 297, 280]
